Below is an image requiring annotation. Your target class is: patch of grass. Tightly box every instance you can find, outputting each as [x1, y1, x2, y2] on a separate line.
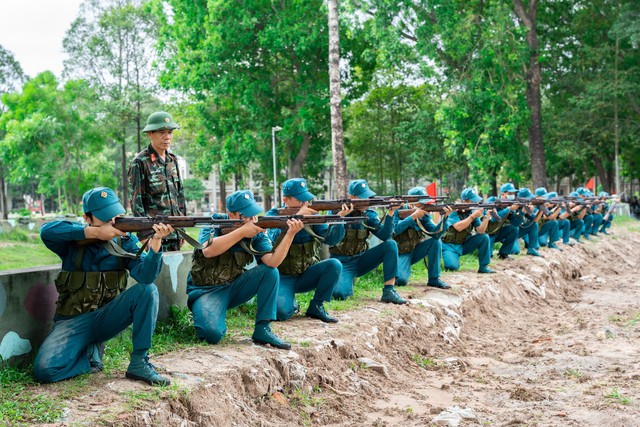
[563, 368, 583, 380]
[604, 387, 633, 405]
[0, 363, 65, 425]
[625, 312, 640, 327]
[124, 383, 188, 410]
[411, 354, 439, 369]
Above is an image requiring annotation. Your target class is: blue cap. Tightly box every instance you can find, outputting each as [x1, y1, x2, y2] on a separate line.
[82, 187, 125, 222]
[546, 191, 558, 199]
[599, 191, 609, 197]
[500, 183, 518, 194]
[569, 191, 580, 197]
[407, 186, 431, 204]
[576, 187, 589, 196]
[534, 187, 548, 197]
[282, 178, 315, 202]
[586, 190, 594, 197]
[461, 187, 482, 203]
[486, 196, 496, 203]
[226, 190, 263, 217]
[517, 188, 534, 199]
[348, 179, 376, 198]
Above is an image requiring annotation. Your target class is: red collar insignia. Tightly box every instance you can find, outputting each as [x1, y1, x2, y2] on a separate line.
[150, 153, 156, 162]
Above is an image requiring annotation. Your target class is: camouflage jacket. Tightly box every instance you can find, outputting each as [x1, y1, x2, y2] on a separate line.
[128, 144, 186, 238]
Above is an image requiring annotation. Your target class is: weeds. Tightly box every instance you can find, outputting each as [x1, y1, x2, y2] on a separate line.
[604, 387, 632, 405]
[563, 368, 583, 380]
[411, 354, 439, 369]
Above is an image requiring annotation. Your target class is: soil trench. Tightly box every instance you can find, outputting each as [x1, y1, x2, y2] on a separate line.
[63, 231, 640, 426]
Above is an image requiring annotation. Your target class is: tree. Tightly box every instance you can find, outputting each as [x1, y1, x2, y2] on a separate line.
[0, 72, 112, 214]
[0, 45, 27, 218]
[183, 177, 205, 202]
[328, 0, 348, 198]
[512, 0, 548, 188]
[63, 0, 162, 205]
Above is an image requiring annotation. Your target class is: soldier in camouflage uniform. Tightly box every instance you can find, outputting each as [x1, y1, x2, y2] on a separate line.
[128, 111, 186, 251]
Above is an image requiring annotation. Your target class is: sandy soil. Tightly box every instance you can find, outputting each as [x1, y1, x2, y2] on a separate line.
[38, 228, 640, 426]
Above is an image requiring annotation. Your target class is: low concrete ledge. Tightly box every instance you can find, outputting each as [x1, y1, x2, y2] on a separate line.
[0, 251, 193, 364]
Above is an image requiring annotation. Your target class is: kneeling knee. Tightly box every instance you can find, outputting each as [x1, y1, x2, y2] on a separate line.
[200, 327, 226, 345]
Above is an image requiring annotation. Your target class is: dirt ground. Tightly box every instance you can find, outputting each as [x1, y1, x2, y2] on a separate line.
[41, 228, 640, 426]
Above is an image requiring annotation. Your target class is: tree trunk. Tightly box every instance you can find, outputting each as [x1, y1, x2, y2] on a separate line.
[289, 134, 311, 178]
[121, 137, 128, 206]
[0, 172, 7, 219]
[513, 0, 548, 189]
[328, 0, 348, 198]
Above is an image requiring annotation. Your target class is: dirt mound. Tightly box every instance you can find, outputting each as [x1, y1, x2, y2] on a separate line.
[59, 229, 640, 426]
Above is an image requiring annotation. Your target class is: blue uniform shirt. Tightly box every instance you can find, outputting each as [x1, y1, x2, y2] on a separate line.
[445, 211, 481, 231]
[40, 220, 163, 285]
[393, 209, 440, 235]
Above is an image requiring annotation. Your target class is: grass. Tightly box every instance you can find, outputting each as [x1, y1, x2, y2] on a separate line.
[0, 229, 60, 270]
[0, 363, 65, 425]
[411, 354, 440, 369]
[563, 368, 584, 380]
[604, 387, 633, 405]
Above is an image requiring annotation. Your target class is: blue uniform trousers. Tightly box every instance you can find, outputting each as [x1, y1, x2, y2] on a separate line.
[489, 224, 518, 255]
[582, 214, 594, 238]
[277, 259, 341, 320]
[511, 223, 540, 254]
[557, 219, 571, 243]
[331, 240, 398, 299]
[570, 219, 585, 240]
[189, 265, 278, 344]
[442, 234, 491, 271]
[589, 214, 603, 235]
[537, 220, 560, 246]
[396, 238, 442, 286]
[600, 215, 613, 232]
[33, 283, 159, 383]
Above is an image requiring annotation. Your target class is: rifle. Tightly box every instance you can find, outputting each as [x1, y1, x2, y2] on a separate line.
[74, 215, 364, 249]
[217, 215, 365, 234]
[397, 203, 504, 221]
[277, 195, 448, 216]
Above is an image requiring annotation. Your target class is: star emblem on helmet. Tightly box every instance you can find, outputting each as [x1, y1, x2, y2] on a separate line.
[164, 117, 170, 122]
[100, 191, 107, 198]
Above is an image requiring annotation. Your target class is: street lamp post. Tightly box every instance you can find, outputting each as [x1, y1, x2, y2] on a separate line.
[271, 126, 282, 208]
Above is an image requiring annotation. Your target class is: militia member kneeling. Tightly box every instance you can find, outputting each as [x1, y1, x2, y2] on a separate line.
[187, 190, 303, 350]
[35, 187, 173, 386]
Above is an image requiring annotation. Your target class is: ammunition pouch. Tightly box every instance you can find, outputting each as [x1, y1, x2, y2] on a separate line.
[54, 270, 129, 317]
[486, 216, 508, 236]
[393, 228, 424, 254]
[442, 224, 473, 245]
[278, 240, 320, 276]
[191, 249, 253, 286]
[330, 228, 369, 256]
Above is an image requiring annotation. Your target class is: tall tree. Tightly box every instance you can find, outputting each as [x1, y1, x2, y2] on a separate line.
[0, 72, 112, 213]
[328, 0, 348, 197]
[512, 0, 548, 188]
[63, 0, 162, 205]
[0, 45, 27, 218]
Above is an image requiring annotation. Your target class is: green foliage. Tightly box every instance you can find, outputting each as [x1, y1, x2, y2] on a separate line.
[183, 178, 205, 202]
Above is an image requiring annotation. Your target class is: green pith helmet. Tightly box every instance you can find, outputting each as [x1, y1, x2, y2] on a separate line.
[142, 111, 180, 132]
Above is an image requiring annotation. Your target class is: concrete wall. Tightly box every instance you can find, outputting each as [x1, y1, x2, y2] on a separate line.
[0, 251, 192, 365]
